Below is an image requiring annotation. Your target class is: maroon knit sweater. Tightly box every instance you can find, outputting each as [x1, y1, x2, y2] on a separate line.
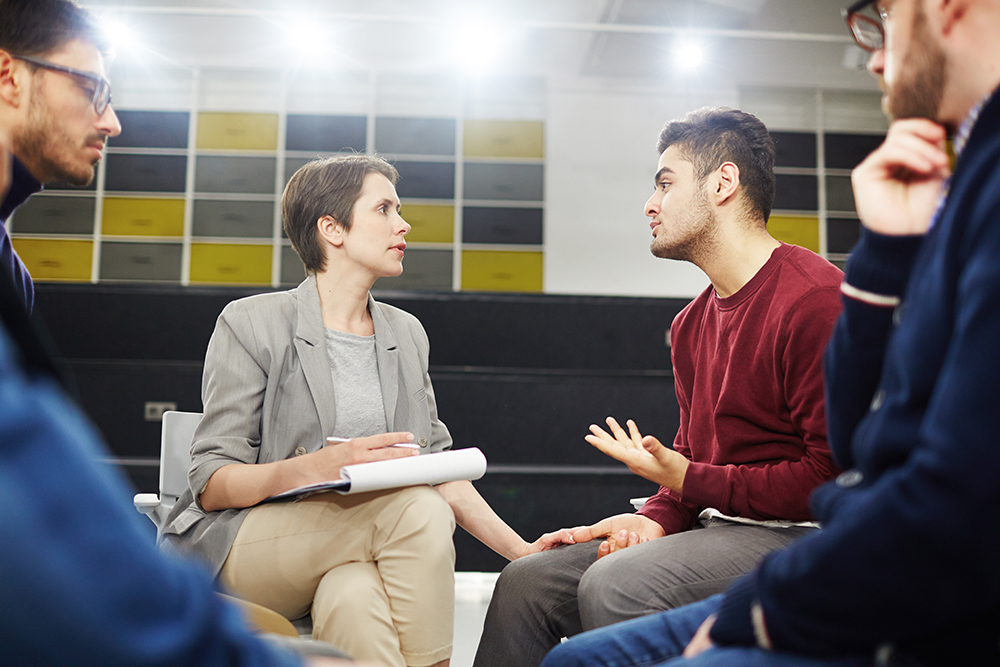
[638, 243, 843, 535]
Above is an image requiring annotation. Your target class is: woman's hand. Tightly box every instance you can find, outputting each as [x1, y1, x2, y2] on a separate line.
[302, 432, 417, 485]
[517, 527, 581, 558]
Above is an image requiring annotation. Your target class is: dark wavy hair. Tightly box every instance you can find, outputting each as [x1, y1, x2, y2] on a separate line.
[0, 0, 109, 57]
[657, 107, 776, 223]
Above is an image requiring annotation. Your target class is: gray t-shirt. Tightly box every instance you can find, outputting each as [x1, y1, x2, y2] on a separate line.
[324, 327, 388, 438]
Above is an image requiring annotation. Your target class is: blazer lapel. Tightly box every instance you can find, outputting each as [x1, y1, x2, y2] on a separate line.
[293, 274, 337, 439]
[370, 295, 400, 431]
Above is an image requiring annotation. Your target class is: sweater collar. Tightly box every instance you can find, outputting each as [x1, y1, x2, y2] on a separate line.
[1, 156, 43, 221]
[712, 242, 791, 310]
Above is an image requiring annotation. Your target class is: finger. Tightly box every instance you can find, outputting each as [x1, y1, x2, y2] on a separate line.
[585, 433, 623, 461]
[589, 423, 612, 439]
[862, 130, 950, 177]
[605, 416, 630, 442]
[888, 118, 948, 145]
[364, 432, 416, 450]
[596, 539, 611, 560]
[628, 532, 640, 548]
[364, 446, 418, 461]
[625, 419, 644, 444]
[642, 435, 666, 454]
[572, 518, 612, 543]
[607, 534, 618, 553]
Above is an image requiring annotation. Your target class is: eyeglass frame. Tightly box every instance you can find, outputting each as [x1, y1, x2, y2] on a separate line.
[842, 0, 886, 53]
[12, 54, 113, 116]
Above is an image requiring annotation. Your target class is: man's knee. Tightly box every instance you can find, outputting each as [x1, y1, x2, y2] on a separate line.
[577, 552, 622, 626]
[491, 548, 556, 609]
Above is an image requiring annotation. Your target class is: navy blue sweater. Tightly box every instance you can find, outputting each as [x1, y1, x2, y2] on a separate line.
[710, 89, 1000, 664]
[0, 157, 40, 312]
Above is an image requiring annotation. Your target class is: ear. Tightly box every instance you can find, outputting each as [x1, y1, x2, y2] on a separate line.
[938, 0, 970, 34]
[316, 215, 347, 248]
[0, 50, 28, 109]
[710, 162, 741, 206]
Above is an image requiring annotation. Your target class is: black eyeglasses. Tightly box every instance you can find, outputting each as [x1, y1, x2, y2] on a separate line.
[842, 0, 886, 53]
[13, 54, 113, 115]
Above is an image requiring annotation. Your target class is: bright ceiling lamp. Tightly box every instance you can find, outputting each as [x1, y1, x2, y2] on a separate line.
[100, 18, 136, 55]
[283, 15, 327, 61]
[452, 17, 507, 73]
[671, 38, 704, 72]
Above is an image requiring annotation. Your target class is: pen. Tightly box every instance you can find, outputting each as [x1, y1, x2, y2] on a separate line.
[325, 436, 420, 449]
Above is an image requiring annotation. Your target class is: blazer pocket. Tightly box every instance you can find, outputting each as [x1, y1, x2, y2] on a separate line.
[412, 386, 427, 402]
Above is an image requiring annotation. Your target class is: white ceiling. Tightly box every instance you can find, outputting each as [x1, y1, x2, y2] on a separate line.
[86, 0, 878, 93]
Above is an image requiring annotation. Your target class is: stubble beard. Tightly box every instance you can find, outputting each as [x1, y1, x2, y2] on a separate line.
[650, 190, 717, 265]
[15, 81, 98, 187]
[886, 5, 947, 121]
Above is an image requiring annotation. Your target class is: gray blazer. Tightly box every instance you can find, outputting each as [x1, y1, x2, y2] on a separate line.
[161, 274, 452, 576]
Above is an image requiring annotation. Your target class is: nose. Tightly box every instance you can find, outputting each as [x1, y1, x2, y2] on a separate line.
[397, 213, 411, 236]
[99, 104, 123, 138]
[867, 47, 885, 78]
[645, 191, 661, 218]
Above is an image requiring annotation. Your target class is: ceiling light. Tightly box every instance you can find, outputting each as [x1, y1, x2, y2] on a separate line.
[452, 18, 507, 73]
[672, 40, 704, 72]
[284, 16, 327, 60]
[101, 19, 136, 55]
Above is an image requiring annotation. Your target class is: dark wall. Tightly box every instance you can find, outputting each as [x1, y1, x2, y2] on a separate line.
[35, 283, 690, 571]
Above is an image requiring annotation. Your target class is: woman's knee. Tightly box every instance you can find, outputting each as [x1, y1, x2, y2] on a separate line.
[374, 486, 455, 560]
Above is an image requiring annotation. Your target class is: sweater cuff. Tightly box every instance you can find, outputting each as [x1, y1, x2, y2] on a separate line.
[844, 228, 924, 297]
[709, 575, 758, 647]
[635, 488, 694, 535]
[678, 461, 726, 510]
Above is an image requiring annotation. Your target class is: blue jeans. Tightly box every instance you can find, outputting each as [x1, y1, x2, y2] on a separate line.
[541, 595, 872, 667]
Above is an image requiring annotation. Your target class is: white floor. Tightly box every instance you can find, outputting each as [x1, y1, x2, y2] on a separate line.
[452, 572, 500, 667]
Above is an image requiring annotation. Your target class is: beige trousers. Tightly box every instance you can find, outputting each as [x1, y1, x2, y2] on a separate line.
[220, 485, 456, 667]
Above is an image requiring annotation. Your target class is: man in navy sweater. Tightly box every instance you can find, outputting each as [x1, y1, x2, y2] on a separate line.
[0, 0, 122, 311]
[541, 0, 1000, 665]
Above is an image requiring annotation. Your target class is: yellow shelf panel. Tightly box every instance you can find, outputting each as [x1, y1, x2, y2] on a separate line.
[461, 250, 543, 293]
[102, 197, 185, 237]
[196, 112, 279, 151]
[401, 204, 454, 244]
[463, 120, 544, 159]
[12, 239, 92, 282]
[769, 215, 820, 254]
[190, 243, 273, 285]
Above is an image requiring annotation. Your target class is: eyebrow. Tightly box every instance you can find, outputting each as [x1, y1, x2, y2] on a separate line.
[654, 167, 675, 184]
[377, 197, 401, 211]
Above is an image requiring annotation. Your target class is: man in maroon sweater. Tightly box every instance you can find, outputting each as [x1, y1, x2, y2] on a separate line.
[473, 107, 843, 667]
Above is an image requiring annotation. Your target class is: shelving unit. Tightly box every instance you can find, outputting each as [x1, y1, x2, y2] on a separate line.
[9, 66, 547, 293]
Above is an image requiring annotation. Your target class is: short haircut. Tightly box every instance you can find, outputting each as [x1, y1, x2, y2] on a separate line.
[282, 155, 400, 275]
[0, 0, 110, 58]
[657, 107, 776, 223]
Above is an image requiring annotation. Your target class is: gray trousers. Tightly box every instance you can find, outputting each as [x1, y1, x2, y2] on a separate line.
[472, 517, 817, 667]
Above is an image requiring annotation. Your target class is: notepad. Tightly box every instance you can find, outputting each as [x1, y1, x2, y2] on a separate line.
[263, 447, 487, 503]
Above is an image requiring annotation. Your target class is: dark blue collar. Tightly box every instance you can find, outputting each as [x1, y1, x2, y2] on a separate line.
[1, 156, 43, 221]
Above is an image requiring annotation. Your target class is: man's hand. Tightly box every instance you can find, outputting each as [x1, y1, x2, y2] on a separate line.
[303, 432, 417, 484]
[851, 118, 950, 236]
[682, 614, 716, 658]
[571, 513, 665, 560]
[586, 417, 689, 494]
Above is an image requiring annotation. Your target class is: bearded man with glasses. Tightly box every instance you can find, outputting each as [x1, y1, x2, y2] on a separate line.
[541, 1, 1000, 664]
[0, 0, 122, 312]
